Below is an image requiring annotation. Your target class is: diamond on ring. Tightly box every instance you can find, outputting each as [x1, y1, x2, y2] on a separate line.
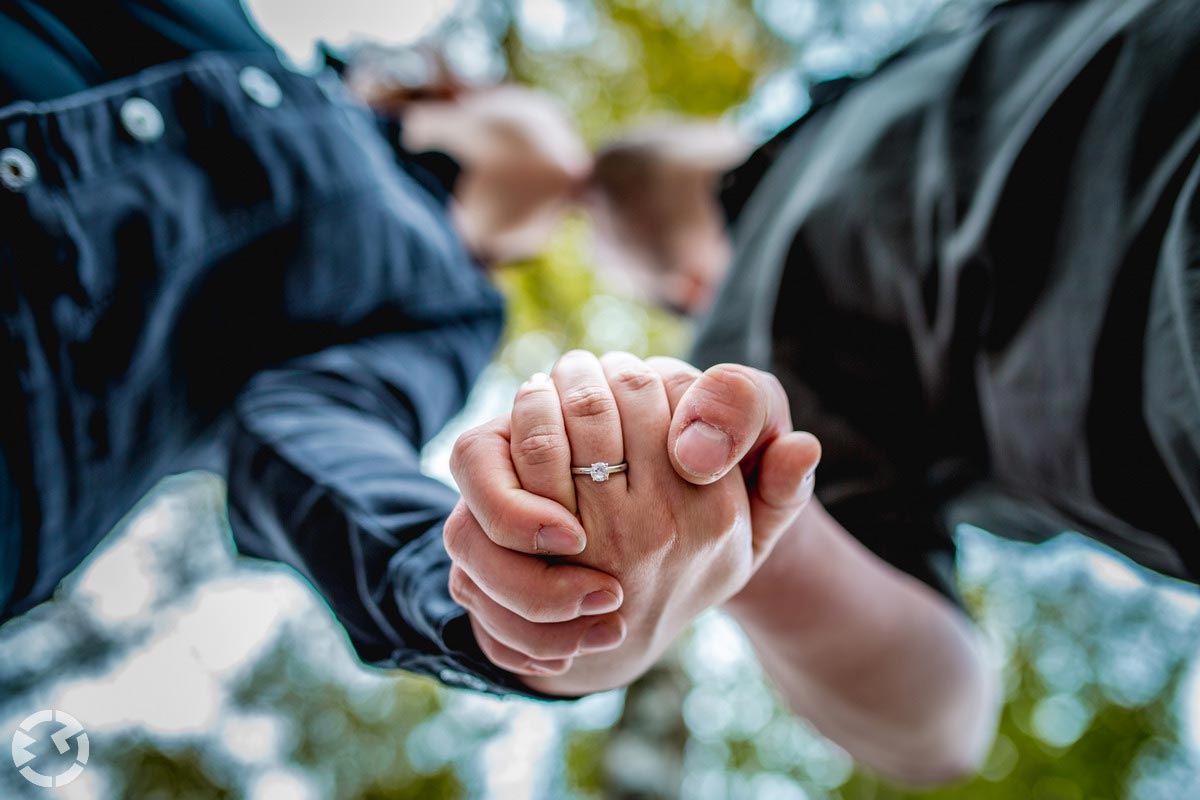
[589, 462, 611, 482]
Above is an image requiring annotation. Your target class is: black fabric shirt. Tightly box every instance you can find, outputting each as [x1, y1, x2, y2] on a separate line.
[699, 0, 1200, 597]
[0, 2, 546, 698]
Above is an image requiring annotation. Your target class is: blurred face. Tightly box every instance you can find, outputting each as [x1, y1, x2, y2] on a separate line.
[585, 122, 748, 316]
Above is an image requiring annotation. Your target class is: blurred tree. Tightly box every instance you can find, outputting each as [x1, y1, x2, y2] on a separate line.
[501, 0, 784, 142]
[107, 738, 238, 800]
[232, 641, 476, 800]
[5, 3, 1200, 800]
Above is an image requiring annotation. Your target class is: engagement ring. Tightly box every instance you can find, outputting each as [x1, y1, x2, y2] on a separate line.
[571, 461, 628, 483]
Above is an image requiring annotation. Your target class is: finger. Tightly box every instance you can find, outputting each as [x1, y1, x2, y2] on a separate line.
[443, 503, 623, 623]
[510, 372, 577, 514]
[667, 364, 793, 485]
[450, 418, 586, 556]
[450, 566, 626, 659]
[552, 350, 626, 491]
[646, 356, 701, 415]
[599, 352, 672, 480]
[468, 615, 573, 677]
[747, 431, 822, 558]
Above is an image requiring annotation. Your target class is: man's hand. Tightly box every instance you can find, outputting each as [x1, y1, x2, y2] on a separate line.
[403, 86, 591, 264]
[444, 353, 995, 788]
[586, 121, 749, 313]
[445, 352, 820, 694]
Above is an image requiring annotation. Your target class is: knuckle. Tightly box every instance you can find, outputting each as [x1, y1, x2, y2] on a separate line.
[647, 357, 701, 401]
[507, 656, 569, 677]
[662, 370, 698, 398]
[560, 384, 617, 421]
[521, 597, 560, 624]
[522, 633, 572, 661]
[493, 506, 536, 550]
[609, 366, 660, 393]
[705, 364, 760, 402]
[534, 658, 573, 676]
[449, 427, 486, 476]
[442, 508, 469, 560]
[448, 566, 472, 606]
[515, 428, 570, 467]
[684, 366, 763, 437]
[515, 379, 553, 403]
[476, 634, 517, 672]
[524, 572, 576, 622]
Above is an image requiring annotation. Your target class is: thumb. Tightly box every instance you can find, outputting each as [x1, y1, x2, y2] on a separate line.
[747, 431, 821, 558]
[667, 364, 793, 484]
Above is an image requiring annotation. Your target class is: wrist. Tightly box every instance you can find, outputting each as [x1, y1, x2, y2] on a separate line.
[724, 501, 822, 626]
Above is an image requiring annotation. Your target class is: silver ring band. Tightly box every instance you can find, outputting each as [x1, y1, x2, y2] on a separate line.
[571, 461, 629, 483]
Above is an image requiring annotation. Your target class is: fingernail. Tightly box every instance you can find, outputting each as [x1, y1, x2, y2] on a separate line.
[529, 372, 551, 385]
[536, 526, 585, 556]
[579, 622, 624, 653]
[675, 421, 732, 478]
[526, 660, 565, 675]
[580, 590, 620, 615]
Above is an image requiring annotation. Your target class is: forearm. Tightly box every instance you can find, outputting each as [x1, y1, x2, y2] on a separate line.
[726, 501, 998, 787]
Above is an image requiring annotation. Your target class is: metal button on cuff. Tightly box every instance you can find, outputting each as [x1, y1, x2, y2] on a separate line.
[120, 98, 165, 143]
[0, 148, 37, 191]
[239, 66, 283, 108]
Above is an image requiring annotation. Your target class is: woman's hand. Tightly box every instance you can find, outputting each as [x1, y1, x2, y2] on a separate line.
[445, 351, 820, 694]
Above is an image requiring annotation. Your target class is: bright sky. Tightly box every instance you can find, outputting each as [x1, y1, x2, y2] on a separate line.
[242, 0, 457, 65]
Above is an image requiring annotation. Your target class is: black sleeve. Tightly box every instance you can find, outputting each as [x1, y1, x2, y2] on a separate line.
[701, 0, 1200, 596]
[717, 20, 972, 227]
[697, 235, 969, 605]
[762, 260, 970, 606]
[694, 24, 999, 606]
[718, 76, 859, 227]
[696, 312, 967, 607]
[225, 315, 567, 699]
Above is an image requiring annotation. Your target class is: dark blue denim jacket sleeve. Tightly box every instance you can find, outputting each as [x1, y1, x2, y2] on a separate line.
[0, 53, 559, 699]
[216, 79, 558, 699]
[227, 322, 554, 697]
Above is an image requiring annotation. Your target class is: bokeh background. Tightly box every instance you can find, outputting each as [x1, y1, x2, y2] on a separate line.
[3, 1, 1200, 798]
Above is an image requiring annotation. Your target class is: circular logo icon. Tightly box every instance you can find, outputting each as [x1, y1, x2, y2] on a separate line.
[11, 710, 89, 788]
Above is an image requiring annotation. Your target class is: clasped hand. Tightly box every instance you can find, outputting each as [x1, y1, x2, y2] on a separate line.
[446, 351, 820, 695]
